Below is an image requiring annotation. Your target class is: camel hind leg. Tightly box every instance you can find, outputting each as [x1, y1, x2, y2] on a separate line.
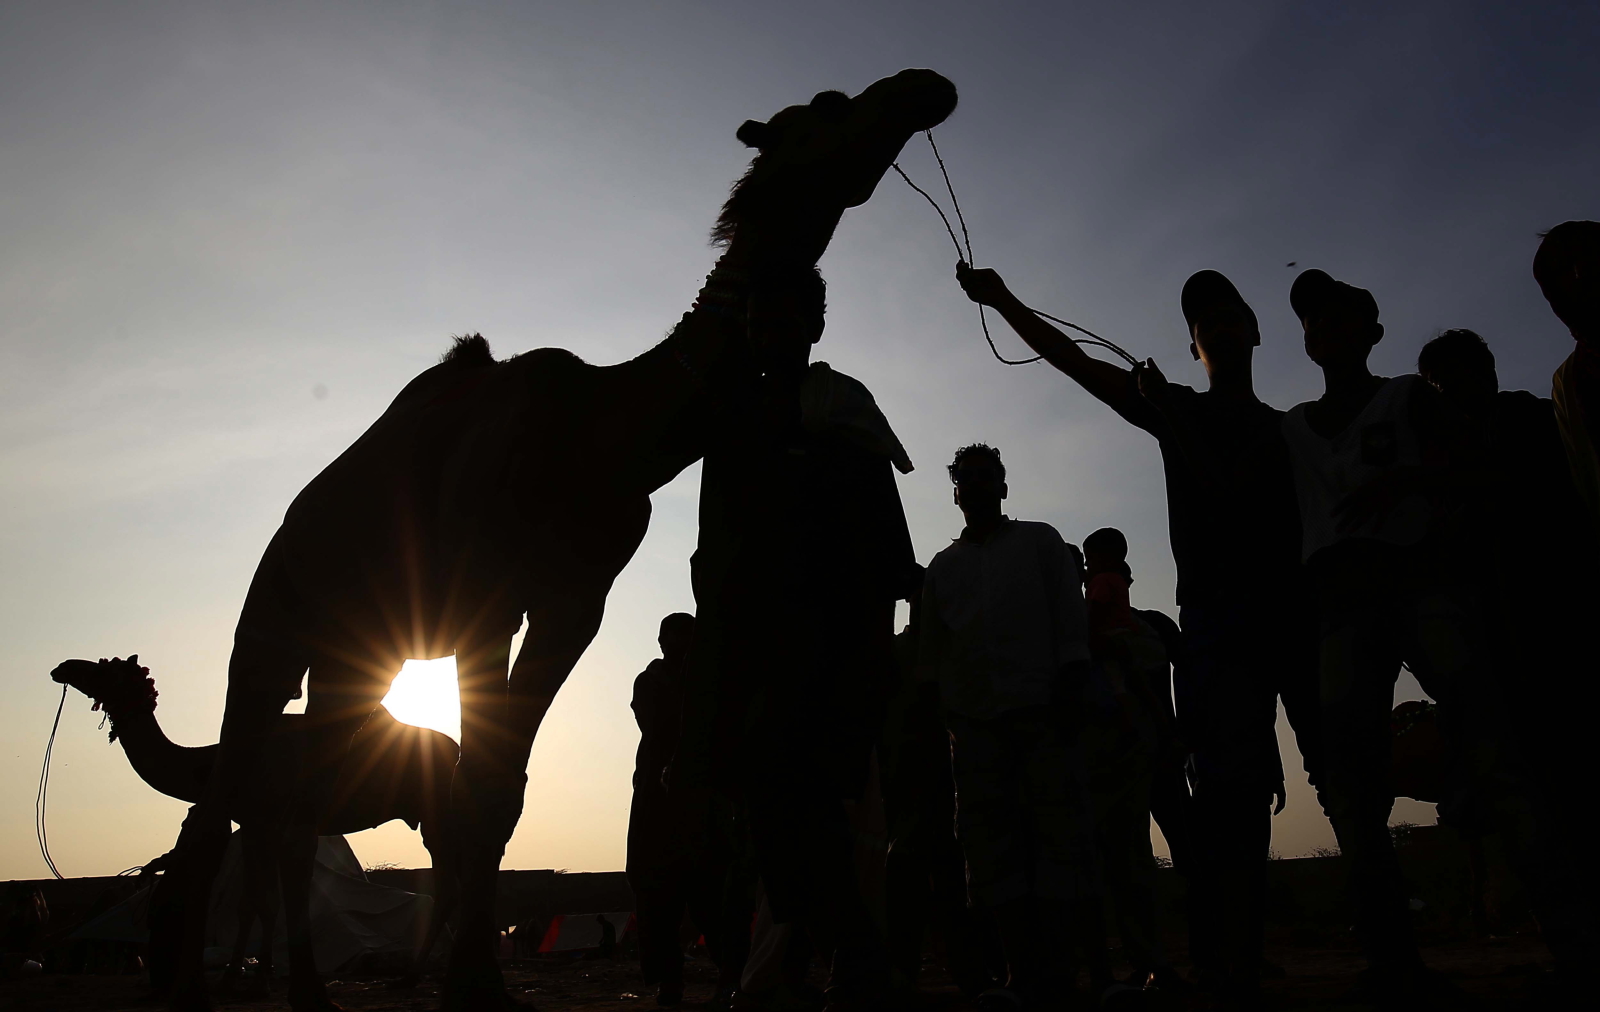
[443, 575, 626, 1010]
[165, 634, 307, 1012]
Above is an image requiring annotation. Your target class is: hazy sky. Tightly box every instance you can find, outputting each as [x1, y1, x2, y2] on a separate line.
[4, 1, 1596, 879]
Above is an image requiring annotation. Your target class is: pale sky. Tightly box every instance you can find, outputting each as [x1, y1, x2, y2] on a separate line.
[4, 1, 1596, 879]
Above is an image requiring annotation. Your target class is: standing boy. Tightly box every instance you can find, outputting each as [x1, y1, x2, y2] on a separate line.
[627, 613, 748, 1008]
[1279, 270, 1536, 999]
[957, 266, 1313, 1002]
[1080, 527, 1185, 992]
[920, 444, 1100, 1010]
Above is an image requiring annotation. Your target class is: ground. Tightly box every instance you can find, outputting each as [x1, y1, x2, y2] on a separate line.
[0, 933, 1558, 1011]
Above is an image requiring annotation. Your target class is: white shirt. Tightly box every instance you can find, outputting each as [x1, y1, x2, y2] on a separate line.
[919, 518, 1090, 720]
[1281, 375, 1432, 562]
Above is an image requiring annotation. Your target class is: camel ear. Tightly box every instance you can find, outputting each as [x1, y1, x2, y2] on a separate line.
[736, 119, 770, 149]
[810, 90, 852, 122]
[128, 654, 138, 665]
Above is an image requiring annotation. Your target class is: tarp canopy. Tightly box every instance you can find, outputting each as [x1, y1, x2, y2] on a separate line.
[535, 911, 634, 953]
[69, 833, 431, 973]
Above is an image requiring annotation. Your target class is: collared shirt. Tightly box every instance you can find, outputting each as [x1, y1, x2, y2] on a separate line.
[919, 517, 1090, 720]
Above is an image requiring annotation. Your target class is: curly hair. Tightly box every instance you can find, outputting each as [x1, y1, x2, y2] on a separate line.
[948, 443, 1005, 483]
[1417, 328, 1494, 379]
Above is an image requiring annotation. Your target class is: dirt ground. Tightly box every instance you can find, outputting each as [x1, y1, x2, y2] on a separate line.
[0, 932, 1559, 1012]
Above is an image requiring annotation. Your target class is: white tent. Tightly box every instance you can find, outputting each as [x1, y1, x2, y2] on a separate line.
[70, 833, 432, 974]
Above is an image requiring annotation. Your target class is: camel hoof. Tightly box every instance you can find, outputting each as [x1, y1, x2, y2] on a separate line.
[287, 984, 346, 1012]
[166, 986, 214, 1012]
[438, 986, 534, 1011]
[241, 977, 273, 1000]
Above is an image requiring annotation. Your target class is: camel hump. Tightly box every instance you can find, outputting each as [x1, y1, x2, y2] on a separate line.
[441, 333, 495, 367]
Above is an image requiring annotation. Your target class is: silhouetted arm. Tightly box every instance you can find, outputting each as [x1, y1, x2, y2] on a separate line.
[956, 264, 1134, 411]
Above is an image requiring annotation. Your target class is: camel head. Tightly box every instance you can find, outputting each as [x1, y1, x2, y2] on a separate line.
[713, 68, 957, 273]
[50, 655, 158, 738]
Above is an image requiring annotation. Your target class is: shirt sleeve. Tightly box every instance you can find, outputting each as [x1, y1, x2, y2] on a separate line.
[1049, 533, 1090, 665]
[1105, 371, 1205, 442]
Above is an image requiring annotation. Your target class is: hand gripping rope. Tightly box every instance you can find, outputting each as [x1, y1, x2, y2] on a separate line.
[892, 131, 1139, 368]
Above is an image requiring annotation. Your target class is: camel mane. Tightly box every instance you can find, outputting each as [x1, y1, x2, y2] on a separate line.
[711, 158, 760, 248]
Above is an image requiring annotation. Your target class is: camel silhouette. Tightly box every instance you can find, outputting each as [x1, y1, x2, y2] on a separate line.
[50, 655, 458, 987]
[155, 69, 958, 1012]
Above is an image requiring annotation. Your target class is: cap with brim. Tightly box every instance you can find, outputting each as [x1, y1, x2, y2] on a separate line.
[1290, 269, 1379, 324]
[1181, 270, 1258, 330]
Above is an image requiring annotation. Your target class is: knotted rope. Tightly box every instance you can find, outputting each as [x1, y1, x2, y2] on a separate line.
[892, 131, 1139, 368]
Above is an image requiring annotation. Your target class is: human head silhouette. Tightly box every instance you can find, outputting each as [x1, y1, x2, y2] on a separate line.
[1533, 221, 1600, 345]
[1290, 269, 1384, 369]
[749, 269, 825, 380]
[658, 612, 695, 663]
[1082, 527, 1131, 582]
[1181, 270, 1260, 369]
[1418, 329, 1498, 413]
[948, 443, 1007, 525]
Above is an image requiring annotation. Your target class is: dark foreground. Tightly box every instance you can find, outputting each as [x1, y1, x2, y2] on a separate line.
[0, 932, 1557, 1012]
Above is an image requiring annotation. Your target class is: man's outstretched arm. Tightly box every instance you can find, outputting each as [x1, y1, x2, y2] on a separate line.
[956, 263, 1133, 409]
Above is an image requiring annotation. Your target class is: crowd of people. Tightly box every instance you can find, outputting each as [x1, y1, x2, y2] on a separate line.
[622, 220, 1600, 1012]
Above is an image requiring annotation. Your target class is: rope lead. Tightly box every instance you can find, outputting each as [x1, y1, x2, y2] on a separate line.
[894, 131, 1139, 368]
[37, 684, 67, 880]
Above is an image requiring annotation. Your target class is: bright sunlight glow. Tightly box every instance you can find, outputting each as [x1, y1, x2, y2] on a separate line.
[382, 657, 462, 744]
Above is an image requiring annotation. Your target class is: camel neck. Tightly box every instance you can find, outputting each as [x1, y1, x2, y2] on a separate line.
[593, 248, 763, 490]
[103, 703, 213, 804]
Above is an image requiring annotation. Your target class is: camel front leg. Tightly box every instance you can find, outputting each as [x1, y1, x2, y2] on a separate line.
[279, 659, 391, 1012]
[164, 636, 306, 1012]
[443, 593, 607, 1011]
[224, 827, 277, 992]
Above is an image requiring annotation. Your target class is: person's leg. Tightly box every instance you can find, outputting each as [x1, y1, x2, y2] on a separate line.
[948, 710, 1037, 999]
[1408, 584, 1600, 979]
[631, 873, 686, 991]
[685, 800, 750, 995]
[883, 825, 927, 988]
[1191, 776, 1271, 994]
[1317, 594, 1418, 973]
[1147, 760, 1203, 982]
[1092, 748, 1161, 981]
[747, 784, 884, 1004]
[1179, 608, 1280, 991]
[1275, 616, 1332, 818]
[1023, 707, 1106, 996]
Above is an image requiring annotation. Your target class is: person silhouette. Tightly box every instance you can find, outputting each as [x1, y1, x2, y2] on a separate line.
[1279, 270, 1541, 1001]
[626, 613, 748, 1007]
[919, 444, 1105, 1010]
[1416, 328, 1600, 989]
[957, 265, 1318, 1004]
[879, 568, 1005, 1000]
[1079, 527, 1185, 993]
[1533, 221, 1600, 532]
[677, 269, 918, 1012]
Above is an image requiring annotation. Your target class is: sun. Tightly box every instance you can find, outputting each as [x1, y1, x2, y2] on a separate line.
[381, 657, 461, 743]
